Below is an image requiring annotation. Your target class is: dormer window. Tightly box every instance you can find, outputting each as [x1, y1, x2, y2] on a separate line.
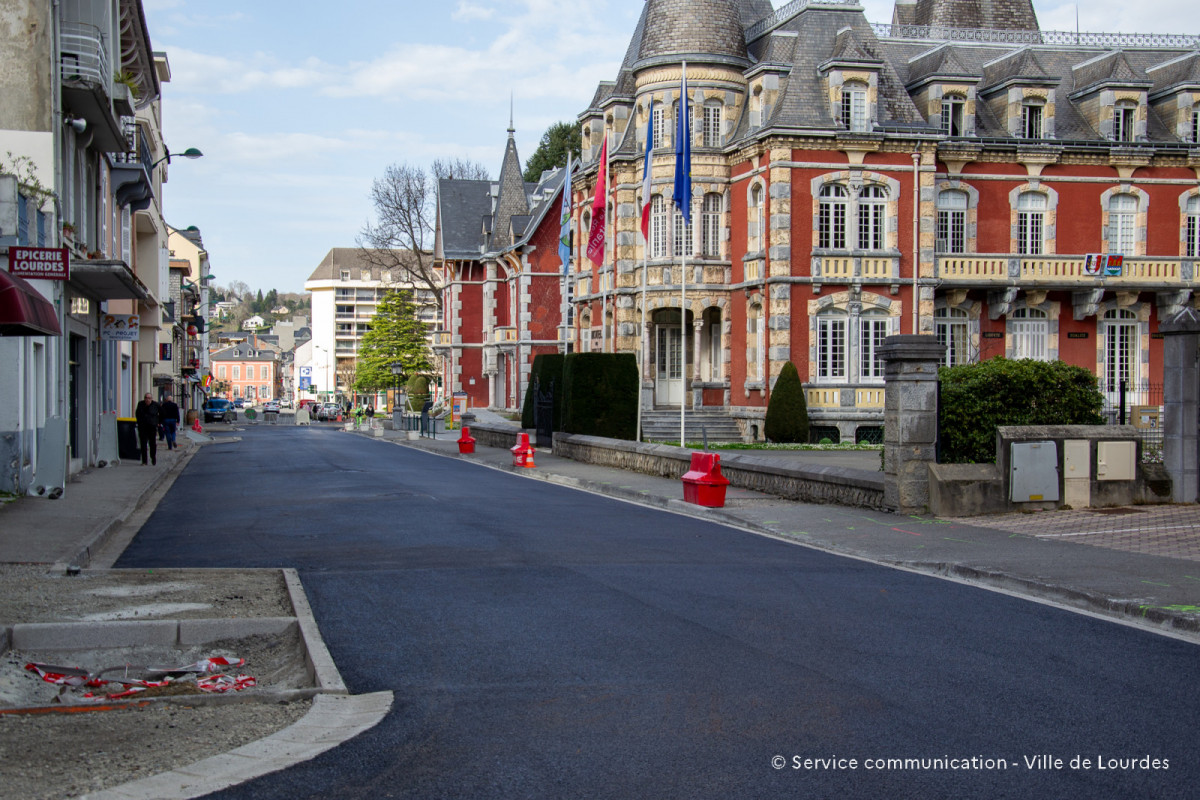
[1113, 101, 1136, 142]
[340, 269, 350, 281]
[702, 100, 722, 148]
[1192, 105, 1200, 144]
[1021, 99, 1044, 139]
[841, 82, 868, 132]
[942, 95, 966, 137]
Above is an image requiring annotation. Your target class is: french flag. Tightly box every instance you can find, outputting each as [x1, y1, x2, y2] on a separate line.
[640, 100, 654, 242]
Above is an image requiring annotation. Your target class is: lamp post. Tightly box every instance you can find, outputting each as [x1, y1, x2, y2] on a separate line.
[150, 147, 204, 170]
[390, 362, 403, 412]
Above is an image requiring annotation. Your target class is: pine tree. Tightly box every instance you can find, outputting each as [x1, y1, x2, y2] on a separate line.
[353, 290, 433, 393]
[763, 361, 810, 443]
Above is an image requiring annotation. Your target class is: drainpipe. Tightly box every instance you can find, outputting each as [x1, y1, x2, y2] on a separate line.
[911, 151, 921, 336]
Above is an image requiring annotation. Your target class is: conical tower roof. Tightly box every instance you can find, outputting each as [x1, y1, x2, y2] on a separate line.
[489, 126, 530, 251]
[636, 0, 749, 68]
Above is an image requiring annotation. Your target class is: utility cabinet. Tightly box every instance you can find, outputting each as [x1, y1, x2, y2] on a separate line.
[1010, 441, 1060, 502]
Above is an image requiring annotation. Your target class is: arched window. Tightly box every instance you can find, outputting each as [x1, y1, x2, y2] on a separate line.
[1113, 101, 1136, 143]
[937, 189, 968, 253]
[858, 185, 887, 250]
[818, 184, 848, 249]
[1186, 195, 1200, 258]
[702, 100, 722, 148]
[942, 94, 966, 137]
[673, 205, 693, 258]
[860, 311, 890, 379]
[701, 193, 721, 257]
[1107, 193, 1138, 254]
[747, 303, 762, 381]
[935, 306, 971, 366]
[817, 310, 848, 380]
[1016, 192, 1047, 255]
[1021, 98, 1044, 139]
[1010, 307, 1048, 361]
[749, 183, 765, 251]
[841, 82, 868, 132]
[650, 195, 668, 259]
[1102, 308, 1139, 399]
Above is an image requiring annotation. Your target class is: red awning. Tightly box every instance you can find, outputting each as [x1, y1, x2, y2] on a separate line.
[0, 269, 61, 336]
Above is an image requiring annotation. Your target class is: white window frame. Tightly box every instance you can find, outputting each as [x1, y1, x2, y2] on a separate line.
[1113, 102, 1136, 143]
[701, 193, 721, 257]
[702, 101, 722, 148]
[841, 83, 868, 132]
[1010, 307, 1048, 361]
[650, 195, 669, 259]
[817, 313, 848, 380]
[749, 183, 764, 251]
[935, 306, 971, 367]
[1102, 308, 1139, 400]
[653, 102, 671, 150]
[858, 185, 887, 251]
[747, 303, 762, 381]
[1017, 192, 1046, 255]
[1107, 193, 1137, 254]
[1021, 99, 1044, 139]
[936, 190, 968, 253]
[818, 184, 848, 249]
[672, 206, 693, 258]
[942, 95, 966, 137]
[860, 313, 890, 380]
[1187, 196, 1200, 258]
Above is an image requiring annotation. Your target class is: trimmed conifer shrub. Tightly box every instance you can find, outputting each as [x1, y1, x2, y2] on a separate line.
[763, 361, 809, 443]
[405, 374, 429, 411]
[561, 353, 638, 440]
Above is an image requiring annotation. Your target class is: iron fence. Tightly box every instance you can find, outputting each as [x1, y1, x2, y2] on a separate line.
[1100, 379, 1164, 461]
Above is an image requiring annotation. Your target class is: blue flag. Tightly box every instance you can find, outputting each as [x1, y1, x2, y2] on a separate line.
[558, 154, 572, 274]
[673, 64, 691, 225]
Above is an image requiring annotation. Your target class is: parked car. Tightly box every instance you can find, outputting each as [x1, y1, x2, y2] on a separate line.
[263, 400, 280, 413]
[280, 399, 293, 409]
[203, 398, 237, 423]
[319, 403, 342, 421]
[233, 398, 245, 408]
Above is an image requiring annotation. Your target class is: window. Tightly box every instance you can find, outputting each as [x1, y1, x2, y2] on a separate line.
[942, 95, 966, 137]
[1102, 308, 1138, 397]
[860, 314, 890, 379]
[340, 269, 350, 281]
[672, 207, 693, 258]
[647, 195, 668, 259]
[841, 83, 868, 132]
[703, 101, 722, 148]
[217, 365, 226, 379]
[654, 102, 672, 150]
[818, 184, 848, 249]
[233, 365, 241, 380]
[701, 193, 721, 257]
[818, 313, 847, 380]
[1187, 196, 1200, 257]
[749, 183, 765, 251]
[936, 190, 968, 253]
[858, 185, 886, 250]
[1017, 192, 1046, 255]
[1192, 105, 1200, 144]
[1113, 101, 1136, 142]
[1021, 99, 1044, 139]
[1010, 307, 1048, 361]
[1107, 193, 1137, 254]
[747, 303, 762, 381]
[247, 364, 256, 380]
[935, 307, 970, 366]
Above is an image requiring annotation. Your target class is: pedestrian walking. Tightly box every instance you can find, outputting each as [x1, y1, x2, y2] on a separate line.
[134, 392, 161, 465]
[160, 396, 181, 451]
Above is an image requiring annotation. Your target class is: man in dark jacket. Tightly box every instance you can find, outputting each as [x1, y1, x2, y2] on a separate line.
[135, 392, 161, 465]
[160, 396, 181, 451]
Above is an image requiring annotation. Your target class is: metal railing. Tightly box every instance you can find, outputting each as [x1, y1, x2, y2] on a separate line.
[872, 23, 1200, 48]
[59, 22, 111, 88]
[1101, 379, 1164, 461]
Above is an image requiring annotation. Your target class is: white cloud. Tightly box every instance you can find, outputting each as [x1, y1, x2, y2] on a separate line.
[452, 1, 495, 21]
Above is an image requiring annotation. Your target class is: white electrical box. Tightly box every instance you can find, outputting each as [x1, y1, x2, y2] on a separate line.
[1063, 440, 1090, 480]
[1097, 440, 1137, 481]
[1010, 441, 1060, 502]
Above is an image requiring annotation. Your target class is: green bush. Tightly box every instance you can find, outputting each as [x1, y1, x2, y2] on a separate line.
[521, 354, 566, 429]
[405, 374, 429, 411]
[938, 357, 1105, 463]
[763, 361, 810, 443]
[561, 353, 638, 440]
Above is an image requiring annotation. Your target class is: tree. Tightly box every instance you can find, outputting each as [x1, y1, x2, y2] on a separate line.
[358, 158, 490, 314]
[523, 121, 581, 183]
[764, 362, 810, 443]
[353, 290, 434, 395]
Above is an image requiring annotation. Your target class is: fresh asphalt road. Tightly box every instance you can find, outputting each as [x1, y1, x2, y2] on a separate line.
[118, 426, 1200, 799]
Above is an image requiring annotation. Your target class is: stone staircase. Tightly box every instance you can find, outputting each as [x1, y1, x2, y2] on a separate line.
[640, 409, 744, 444]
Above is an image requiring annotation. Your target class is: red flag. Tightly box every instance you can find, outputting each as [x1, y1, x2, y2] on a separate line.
[586, 137, 608, 267]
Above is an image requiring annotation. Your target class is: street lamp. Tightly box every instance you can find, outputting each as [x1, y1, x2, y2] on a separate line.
[150, 147, 204, 170]
[390, 362, 403, 413]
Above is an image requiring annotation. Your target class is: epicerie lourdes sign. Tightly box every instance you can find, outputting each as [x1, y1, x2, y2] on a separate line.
[8, 247, 69, 281]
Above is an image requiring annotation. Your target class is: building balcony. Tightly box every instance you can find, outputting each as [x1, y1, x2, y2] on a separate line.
[935, 254, 1190, 289]
[492, 326, 518, 344]
[431, 330, 452, 351]
[59, 22, 129, 152]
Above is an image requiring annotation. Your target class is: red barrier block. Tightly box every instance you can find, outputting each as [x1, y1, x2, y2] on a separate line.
[511, 432, 536, 468]
[458, 427, 476, 455]
[681, 452, 731, 507]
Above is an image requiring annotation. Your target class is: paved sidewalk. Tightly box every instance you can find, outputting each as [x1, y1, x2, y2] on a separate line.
[365, 416, 1200, 640]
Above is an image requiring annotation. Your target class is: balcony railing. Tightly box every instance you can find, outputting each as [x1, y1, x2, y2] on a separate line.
[493, 326, 518, 343]
[59, 22, 111, 89]
[936, 255, 1188, 286]
[431, 330, 452, 347]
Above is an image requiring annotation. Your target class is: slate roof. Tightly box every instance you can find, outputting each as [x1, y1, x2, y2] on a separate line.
[306, 248, 411, 283]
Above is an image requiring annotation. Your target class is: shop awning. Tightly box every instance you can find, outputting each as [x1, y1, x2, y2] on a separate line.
[0, 269, 61, 337]
[70, 260, 150, 301]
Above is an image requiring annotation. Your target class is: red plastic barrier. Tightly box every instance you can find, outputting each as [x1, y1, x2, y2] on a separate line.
[681, 452, 730, 507]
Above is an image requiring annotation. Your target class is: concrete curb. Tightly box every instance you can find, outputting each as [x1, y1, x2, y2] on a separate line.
[283, 568, 348, 694]
[56, 444, 199, 572]
[79, 690, 395, 800]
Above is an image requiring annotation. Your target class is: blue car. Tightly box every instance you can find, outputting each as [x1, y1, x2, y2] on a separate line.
[203, 398, 238, 423]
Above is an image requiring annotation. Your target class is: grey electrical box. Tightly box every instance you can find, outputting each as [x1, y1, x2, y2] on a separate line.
[1010, 441, 1060, 502]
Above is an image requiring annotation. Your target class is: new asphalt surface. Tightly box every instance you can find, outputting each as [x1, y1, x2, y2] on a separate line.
[4, 415, 1200, 798]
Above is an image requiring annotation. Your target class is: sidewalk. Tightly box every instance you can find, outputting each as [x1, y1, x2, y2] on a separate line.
[368, 414, 1200, 641]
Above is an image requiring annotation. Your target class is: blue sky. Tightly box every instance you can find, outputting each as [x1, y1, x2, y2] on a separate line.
[142, 0, 1196, 294]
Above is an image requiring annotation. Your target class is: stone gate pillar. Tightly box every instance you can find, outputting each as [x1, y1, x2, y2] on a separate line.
[880, 335, 945, 514]
[1160, 308, 1200, 503]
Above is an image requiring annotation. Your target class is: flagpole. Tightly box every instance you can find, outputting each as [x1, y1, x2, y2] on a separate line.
[560, 154, 571, 356]
[678, 61, 688, 447]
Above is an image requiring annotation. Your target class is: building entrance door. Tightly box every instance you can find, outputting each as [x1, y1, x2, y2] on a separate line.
[655, 325, 683, 406]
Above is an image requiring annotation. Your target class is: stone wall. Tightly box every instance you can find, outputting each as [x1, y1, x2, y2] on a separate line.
[553, 433, 886, 510]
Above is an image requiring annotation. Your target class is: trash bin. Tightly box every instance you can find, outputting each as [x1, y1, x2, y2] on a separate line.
[116, 418, 139, 461]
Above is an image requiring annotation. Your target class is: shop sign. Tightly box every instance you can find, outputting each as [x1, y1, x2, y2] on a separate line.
[8, 247, 69, 281]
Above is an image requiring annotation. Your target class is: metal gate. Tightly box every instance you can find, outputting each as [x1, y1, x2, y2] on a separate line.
[533, 377, 555, 449]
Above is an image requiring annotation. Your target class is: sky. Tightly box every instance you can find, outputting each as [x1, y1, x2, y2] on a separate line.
[142, 0, 1199, 295]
